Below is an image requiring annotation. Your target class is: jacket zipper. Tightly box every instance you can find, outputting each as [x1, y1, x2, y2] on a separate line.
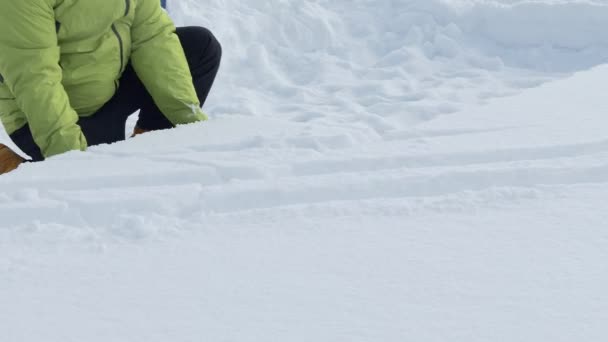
[124, 0, 131, 16]
[111, 24, 124, 74]
[112, 0, 130, 75]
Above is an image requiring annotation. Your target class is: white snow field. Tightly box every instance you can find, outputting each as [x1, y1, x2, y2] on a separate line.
[2, 0, 608, 341]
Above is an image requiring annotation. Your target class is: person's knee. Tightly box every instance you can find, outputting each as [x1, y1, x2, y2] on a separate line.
[201, 27, 222, 67]
[180, 26, 222, 67]
[211, 32, 222, 65]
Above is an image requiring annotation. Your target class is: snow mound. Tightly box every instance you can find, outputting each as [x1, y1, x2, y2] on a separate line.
[168, 0, 608, 139]
[3, 63, 608, 341]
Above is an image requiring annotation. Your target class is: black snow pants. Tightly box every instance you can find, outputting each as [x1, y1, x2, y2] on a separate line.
[10, 26, 222, 162]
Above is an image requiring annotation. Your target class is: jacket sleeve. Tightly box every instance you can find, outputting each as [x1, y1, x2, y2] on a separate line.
[131, 0, 207, 125]
[0, 0, 87, 158]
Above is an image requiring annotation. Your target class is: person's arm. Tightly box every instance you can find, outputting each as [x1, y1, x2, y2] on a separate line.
[0, 0, 87, 159]
[131, 0, 207, 126]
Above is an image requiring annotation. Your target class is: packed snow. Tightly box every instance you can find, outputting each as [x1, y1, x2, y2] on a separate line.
[2, 0, 608, 341]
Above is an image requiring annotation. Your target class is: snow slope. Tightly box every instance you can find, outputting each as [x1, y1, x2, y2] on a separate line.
[2, 0, 608, 341]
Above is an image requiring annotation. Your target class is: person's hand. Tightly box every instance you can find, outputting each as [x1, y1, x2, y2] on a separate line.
[130, 126, 150, 137]
[0, 144, 25, 175]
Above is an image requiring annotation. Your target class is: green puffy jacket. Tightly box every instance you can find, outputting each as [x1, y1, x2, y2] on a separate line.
[0, 0, 207, 158]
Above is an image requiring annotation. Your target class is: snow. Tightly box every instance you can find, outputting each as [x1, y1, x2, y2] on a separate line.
[2, 0, 608, 341]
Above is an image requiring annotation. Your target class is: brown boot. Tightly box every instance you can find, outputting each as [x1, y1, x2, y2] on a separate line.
[130, 126, 150, 138]
[0, 144, 25, 175]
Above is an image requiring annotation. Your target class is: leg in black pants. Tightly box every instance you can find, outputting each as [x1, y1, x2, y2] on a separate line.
[10, 26, 222, 161]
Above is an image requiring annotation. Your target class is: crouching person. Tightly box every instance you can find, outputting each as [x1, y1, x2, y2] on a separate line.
[0, 0, 221, 175]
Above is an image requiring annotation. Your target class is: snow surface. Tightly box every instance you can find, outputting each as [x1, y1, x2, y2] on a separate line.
[2, 0, 608, 341]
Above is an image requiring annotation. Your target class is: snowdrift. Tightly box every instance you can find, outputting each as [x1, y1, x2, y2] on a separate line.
[163, 0, 608, 138]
